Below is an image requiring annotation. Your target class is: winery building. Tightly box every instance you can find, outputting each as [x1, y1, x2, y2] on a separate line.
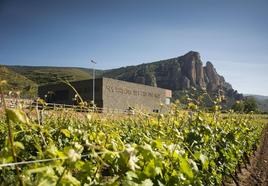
[38, 78, 172, 112]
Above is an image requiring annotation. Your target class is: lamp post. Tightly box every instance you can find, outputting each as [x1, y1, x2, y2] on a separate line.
[90, 59, 97, 111]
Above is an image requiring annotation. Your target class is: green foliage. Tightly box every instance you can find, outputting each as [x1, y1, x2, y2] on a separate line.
[256, 99, 268, 113]
[232, 97, 259, 113]
[231, 101, 244, 113]
[0, 104, 266, 185]
[244, 97, 258, 113]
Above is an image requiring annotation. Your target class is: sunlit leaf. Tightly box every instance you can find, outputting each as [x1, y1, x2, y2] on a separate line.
[6, 108, 29, 124]
[60, 129, 71, 138]
[179, 156, 194, 179]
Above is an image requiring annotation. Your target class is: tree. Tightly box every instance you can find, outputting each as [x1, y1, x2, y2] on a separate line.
[244, 97, 258, 113]
[231, 101, 244, 113]
[231, 97, 258, 113]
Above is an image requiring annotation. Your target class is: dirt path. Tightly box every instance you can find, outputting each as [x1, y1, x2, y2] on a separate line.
[236, 125, 268, 186]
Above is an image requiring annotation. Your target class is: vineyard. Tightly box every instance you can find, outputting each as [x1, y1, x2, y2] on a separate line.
[0, 102, 267, 186]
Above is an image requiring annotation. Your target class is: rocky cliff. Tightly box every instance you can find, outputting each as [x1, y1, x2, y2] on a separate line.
[103, 51, 242, 101]
[6, 51, 242, 102]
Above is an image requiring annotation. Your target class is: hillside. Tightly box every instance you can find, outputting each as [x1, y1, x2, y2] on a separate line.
[257, 99, 268, 112]
[245, 95, 268, 112]
[5, 51, 242, 104]
[8, 66, 103, 85]
[0, 65, 37, 97]
[245, 94, 268, 101]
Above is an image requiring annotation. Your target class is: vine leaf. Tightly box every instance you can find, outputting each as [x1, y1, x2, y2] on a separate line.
[6, 108, 30, 124]
[179, 156, 194, 179]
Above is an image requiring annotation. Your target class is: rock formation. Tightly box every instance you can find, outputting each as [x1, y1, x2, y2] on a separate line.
[103, 51, 242, 101]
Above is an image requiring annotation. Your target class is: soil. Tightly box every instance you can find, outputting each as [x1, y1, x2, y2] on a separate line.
[227, 124, 268, 186]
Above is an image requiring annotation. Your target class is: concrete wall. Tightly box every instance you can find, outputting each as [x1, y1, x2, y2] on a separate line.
[102, 78, 169, 112]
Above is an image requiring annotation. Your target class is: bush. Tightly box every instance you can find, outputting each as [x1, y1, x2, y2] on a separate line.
[232, 97, 258, 113]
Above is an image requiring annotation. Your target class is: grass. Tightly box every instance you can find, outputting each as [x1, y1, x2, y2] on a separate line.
[0, 65, 37, 97]
[8, 66, 103, 85]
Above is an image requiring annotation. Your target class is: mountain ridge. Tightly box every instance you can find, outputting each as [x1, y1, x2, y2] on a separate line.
[102, 51, 240, 100]
[2, 51, 242, 104]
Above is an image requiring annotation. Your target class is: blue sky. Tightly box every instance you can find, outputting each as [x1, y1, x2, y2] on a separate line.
[0, 0, 268, 95]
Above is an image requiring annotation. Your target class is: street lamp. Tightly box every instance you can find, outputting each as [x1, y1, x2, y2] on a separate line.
[90, 59, 97, 111]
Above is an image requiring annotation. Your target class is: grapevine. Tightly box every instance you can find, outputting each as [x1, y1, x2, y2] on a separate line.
[0, 103, 266, 185]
